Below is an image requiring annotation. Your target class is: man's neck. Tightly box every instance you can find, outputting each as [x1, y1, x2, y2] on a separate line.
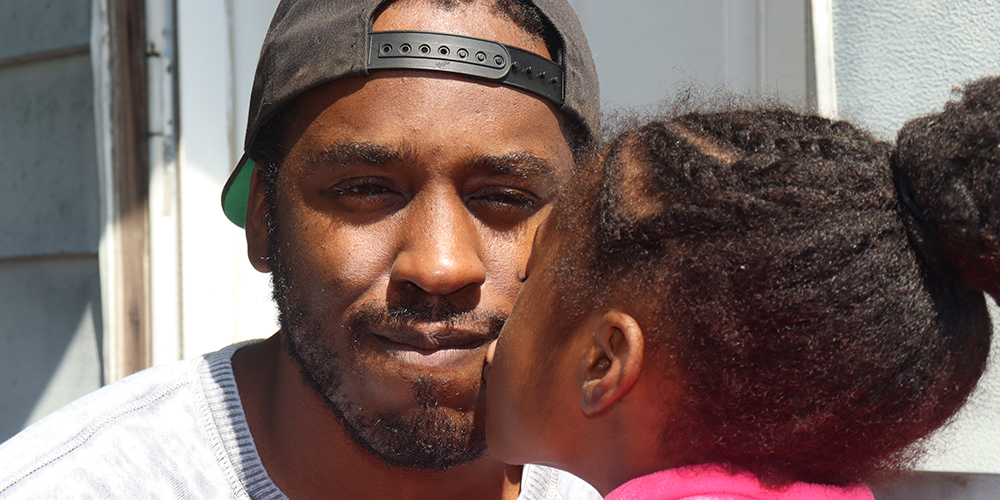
[232, 335, 522, 500]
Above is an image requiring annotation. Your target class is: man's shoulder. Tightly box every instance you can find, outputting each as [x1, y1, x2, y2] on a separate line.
[0, 343, 255, 498]
[1, 353, 205, 457]
[521, 464, 602, 500]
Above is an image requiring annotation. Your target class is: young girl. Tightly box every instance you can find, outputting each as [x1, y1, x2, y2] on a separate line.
[485, 76, 1000, 499]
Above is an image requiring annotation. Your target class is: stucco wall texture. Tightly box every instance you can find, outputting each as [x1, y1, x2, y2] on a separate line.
[832, 0, 1000, 475]
[833, 0, 1000, 138]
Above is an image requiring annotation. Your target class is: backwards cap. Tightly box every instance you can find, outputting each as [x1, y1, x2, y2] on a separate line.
[221, 0, 600, 227]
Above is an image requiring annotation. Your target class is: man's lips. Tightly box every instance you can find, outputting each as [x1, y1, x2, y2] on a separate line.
[373, 326, 493, 370]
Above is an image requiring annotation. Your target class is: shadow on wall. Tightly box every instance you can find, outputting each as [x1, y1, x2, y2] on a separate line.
[0, 0, 107, 443]
[874, 472, 1000, 500]
[0, 256, 104, 443]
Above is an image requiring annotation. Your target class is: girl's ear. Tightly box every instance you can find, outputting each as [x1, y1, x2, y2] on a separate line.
[245, 166, 272, 273]
[579, 310, 645, 416]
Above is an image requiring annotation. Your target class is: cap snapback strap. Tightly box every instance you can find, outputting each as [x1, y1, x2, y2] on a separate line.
[368, 31, 565, 106]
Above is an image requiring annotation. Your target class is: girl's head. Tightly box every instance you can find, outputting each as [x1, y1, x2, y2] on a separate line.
[485, 77, 1000, 493]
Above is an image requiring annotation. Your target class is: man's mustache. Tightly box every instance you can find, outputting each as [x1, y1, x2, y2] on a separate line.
[344, 300, 506, 342]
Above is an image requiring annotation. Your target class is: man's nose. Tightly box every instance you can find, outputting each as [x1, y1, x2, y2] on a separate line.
[390, 193, 487, 296]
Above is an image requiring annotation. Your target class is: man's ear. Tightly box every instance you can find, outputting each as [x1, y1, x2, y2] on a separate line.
[245, 166, 272, 273]
[579, 310, 645, 416]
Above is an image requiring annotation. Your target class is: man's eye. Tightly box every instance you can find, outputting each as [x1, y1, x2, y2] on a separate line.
[470, 188, 540, 209]
[329, 181, 392, 196]
[468, 187, 543, 229]
[321, 178, 404, 214]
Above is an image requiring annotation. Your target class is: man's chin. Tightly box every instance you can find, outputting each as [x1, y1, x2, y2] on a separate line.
[333, 403, 488, 471]
[288, 340, 487, 470]
[272, 263, 493, 470]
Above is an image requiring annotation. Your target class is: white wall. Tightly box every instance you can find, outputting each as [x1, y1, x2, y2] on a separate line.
[167, 0, 279, 365]
[832, 0, 1000, 138]
[571, 0, 808, 111]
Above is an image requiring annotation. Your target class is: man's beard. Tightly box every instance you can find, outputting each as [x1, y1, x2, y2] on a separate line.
[267, 219, 502, 471]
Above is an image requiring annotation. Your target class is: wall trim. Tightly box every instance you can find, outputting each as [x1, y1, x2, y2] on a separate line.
[808, 0, 838, 117]
[92, 0, 152, 382]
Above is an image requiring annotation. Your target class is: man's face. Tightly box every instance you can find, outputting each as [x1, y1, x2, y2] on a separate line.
[255, 0, 575, 470]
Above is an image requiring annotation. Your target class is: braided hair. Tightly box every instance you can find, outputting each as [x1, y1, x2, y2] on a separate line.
[549, 77, 1000, 487]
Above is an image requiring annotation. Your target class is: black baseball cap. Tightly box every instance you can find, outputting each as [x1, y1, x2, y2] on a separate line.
[221, 0, 600, 227]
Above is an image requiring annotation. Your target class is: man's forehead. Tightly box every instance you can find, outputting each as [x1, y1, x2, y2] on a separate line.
[287, 70, 566, 134]
[279, 71, 574, 182]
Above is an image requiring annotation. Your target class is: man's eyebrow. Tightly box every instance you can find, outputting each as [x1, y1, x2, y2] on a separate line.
[466, 152, 557, 179]
[312, 142, 413, 169]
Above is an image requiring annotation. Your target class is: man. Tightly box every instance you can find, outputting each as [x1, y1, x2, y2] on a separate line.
[0, 0, 600, 498]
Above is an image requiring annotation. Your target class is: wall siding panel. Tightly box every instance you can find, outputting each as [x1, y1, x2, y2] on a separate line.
[0, 0, 103, 444]
[0, 53, 100, 259]
[0, 256, 103, 443]
[0, 0, 91, 61]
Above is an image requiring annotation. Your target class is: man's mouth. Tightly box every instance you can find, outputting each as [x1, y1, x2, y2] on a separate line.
[373, 327, 493, 370]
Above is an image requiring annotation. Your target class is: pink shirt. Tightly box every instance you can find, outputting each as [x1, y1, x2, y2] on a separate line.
[605, 465, 874, 500]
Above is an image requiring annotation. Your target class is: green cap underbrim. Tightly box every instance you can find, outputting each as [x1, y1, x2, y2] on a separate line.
[222, 157, 256, 228]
